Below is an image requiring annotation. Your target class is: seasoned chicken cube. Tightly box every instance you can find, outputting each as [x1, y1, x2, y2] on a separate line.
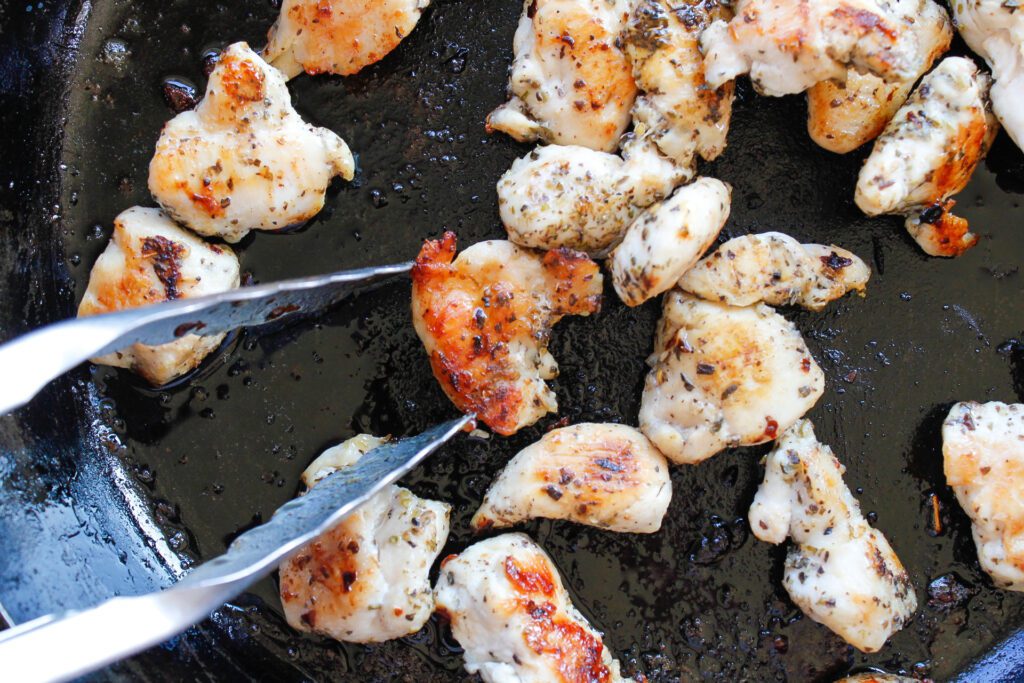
[952, 0, 1024, 150]
[279, 434, 451, 643]
[678, 232, 870, 311]
[836, 675, 916, 683]
[943, 401, 1024, 591]
[623, 0, 735, 168]
[486, 0, 636, 152]
[411, 232, 602, 436]
[701, 0, 938, 97]
[749, 420, 917, 652]
[639, 291, 824, 464]
[264, 0, 431, 79]
[609, 178, 731, 307]
[149, 42, 354, 243]
[497, 140, 686, 255]
[434, 533, 627, 683]
[77, 206, 240, 386]
[807, 0, 952, 153]
[855, 57, 998, 257]
[471, 423, 672, 534]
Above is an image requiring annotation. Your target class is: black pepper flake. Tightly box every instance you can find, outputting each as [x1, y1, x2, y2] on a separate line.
[820, 251, 854, 270]
[696, 363, 715, 375]
[544, 485, 563, 501]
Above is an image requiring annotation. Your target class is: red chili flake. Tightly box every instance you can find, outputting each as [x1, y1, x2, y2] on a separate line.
[928, 494, 943, 536]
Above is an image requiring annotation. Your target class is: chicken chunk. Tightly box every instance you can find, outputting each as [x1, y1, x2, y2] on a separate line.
[952, 0, 1024, 150]
[639, 291, 824, 464]
[434, 533, 627, 683]
[701, 0, 937, 97]
[609, 177, 731, 307]
[855, 57, 998, 257]
[77, 206, 240, 386]
[749, 420, 917, 652]
[264, 0, 431, 79]
[497, 140, 686, 255]
[623, 0, 735, 168]
[807, 0, 952, 153]
[279, 434, 451, 643]
[942, 401, 1024, 591]
[678, 232, 870, 311]
[149, 42, 354, 243]
[486, 0, 636, 152]
[837, 675, 915, 683]
[411, 233, 602, 436]
[471, 423, 672, 534]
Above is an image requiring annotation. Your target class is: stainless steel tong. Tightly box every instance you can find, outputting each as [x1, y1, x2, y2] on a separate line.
[0, 415, 472, 683]
[0, 261, 413, 416]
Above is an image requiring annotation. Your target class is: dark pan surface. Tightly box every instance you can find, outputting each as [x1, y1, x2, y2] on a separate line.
[2, 0, 1024, 680]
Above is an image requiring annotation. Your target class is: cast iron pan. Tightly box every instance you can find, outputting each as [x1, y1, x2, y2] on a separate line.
[1, 0, 1024, 680]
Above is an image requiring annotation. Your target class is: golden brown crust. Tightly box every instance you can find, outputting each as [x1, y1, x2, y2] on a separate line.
[411, 232, 601, 435]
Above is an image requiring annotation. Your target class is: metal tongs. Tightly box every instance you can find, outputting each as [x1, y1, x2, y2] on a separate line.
[0, 415, 471, 683]
[0, 262, 474, 681]
[0, 260, 413, 416]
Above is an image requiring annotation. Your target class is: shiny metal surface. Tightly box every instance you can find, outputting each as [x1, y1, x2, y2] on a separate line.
[0, 262, 412, 416]
[0, 415, 471, 683]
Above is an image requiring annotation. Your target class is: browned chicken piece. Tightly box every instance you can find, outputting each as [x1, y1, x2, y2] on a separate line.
[750, 420, 917, 652]
[471, 423, 672, 533]
[264, 0, 431, 78]
[639, 290, 824, 464]
[609, 177, 731, 307]
[410, 232, 603, 436]
[701, 0, 939, 97]
[487, 0, 637, 152]
[149, 42, 354, 242]
[807, 0, 952, 153]
[280, 435, 450, 643]
[623, 0, 735, 169]
[497, 139, 686, 255]
[855, 57, 999, 257]
[943, 401, 1024, 591]
[434, 533, 629, 682]
[77, 207, 240, 386]
[678, 232, 870, 311]
[953, 0, 1024, 151]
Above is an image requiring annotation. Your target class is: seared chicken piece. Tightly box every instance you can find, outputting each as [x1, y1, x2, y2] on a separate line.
[609, 177, 731, 307]
[952, 0, 1024, 150]
[639, 291, 824, 464]
[471, 423, 672, 534]
[749, 420, 917, 652]
[701, 0, 938, 96]
[264, 0, 431, 78]
[903, 199, 979, 258]
[487, 0, 636, 152]
[77, 207, 240, 386]
[623, 0, 734, 168]
[498, 139, 686, 255]
[807, 0, 952, 153]
[836, 675, 916, 683]
[943, 401, 1024, 591]
[280, 434, 451, 643]
[434, 533, 627, 683]
[149, 42, 354, 243]
[855, 57, 998, 257]
[411, 233, 602, 436]
[678, 232, 870, 311]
